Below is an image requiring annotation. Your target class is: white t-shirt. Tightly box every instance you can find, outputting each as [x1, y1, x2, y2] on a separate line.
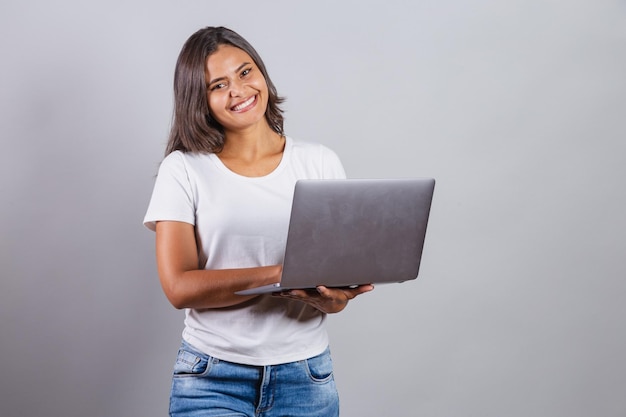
[144, 137, 346, 365]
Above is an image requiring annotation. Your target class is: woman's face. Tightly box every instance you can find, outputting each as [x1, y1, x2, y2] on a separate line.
[205, 45, 269, 133]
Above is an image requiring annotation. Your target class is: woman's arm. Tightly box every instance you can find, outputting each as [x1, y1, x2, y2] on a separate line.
[155, 220, 282, 309]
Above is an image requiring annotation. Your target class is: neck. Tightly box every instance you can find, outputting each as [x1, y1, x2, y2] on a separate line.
[220, 123, 284, 163]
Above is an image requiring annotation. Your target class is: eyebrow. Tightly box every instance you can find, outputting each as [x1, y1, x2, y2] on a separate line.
[207, 62, 252, 87]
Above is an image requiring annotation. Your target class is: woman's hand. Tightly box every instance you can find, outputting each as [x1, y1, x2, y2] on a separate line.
[273, 284, 374, 314]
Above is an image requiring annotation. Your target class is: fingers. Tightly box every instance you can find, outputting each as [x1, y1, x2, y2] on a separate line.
[318, 284, 375, 299]
[314, 285, 335, 298]
[277, 285, 374, 300]
[272, 284, 374, 314]
[349, 284, 375, 295]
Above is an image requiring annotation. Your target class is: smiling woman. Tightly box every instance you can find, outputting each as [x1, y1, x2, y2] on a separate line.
[204, 44, 276, 163]
[142, 26, 373, 417]
[165, 27, 285, 155]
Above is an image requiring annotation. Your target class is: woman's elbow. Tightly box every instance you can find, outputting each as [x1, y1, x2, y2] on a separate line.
[159, 275, 189, 310]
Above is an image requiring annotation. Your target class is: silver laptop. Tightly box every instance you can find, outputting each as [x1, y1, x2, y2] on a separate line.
[235, 178, 435, 295]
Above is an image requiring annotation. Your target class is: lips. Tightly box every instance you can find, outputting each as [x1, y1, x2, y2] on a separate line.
[231, 95, 257, 112]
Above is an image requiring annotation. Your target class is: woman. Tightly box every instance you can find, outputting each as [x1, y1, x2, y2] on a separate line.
[144, 26, 373, 416]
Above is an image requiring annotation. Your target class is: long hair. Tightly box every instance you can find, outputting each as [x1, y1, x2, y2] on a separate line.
[165, 27, 285, 155]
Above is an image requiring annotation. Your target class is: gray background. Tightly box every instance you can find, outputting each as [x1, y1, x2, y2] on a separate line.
[1, 1, 625, 416]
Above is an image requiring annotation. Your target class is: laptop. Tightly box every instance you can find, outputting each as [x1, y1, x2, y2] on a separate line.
[235, 178, 435, 295]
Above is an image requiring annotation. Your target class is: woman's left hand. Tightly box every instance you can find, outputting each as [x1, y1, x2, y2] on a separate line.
[273, 284, 374, 314]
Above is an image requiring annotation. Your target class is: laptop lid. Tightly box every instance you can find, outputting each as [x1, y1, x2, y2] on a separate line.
[235, 178, 435, 295]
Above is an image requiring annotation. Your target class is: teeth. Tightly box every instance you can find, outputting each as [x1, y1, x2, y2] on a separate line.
[232, 96, 255, 111]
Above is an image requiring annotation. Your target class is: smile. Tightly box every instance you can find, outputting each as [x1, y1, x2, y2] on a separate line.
[231, 95, 257, 112]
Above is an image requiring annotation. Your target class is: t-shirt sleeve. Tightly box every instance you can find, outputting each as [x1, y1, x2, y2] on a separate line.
[143, 152, 196, 231]
[320, 145, 347, 180]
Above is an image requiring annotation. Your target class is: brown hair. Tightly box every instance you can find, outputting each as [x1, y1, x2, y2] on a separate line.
[165, 26, 285, 155]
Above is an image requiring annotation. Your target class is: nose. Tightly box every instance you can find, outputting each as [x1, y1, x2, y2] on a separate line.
[229, 78, 245, 97]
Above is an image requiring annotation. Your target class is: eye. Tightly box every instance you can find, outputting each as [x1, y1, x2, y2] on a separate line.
[241, 67, 252, 77]
[210, 82, 227, 91]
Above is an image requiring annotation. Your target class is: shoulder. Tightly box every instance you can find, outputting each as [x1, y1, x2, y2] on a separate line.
[289, 137, 342, 160]
[287, 137, 346, 179]
[159, 150, 185, 169]
[160, 150, 212, 165]
[158, 150, 212, 176]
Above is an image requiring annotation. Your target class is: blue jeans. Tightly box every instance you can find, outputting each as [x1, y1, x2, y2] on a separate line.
[169, 340, 340, 417]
